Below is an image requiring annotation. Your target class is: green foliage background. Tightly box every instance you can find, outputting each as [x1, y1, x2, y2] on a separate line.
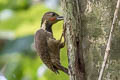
[0, 0, 68, 80]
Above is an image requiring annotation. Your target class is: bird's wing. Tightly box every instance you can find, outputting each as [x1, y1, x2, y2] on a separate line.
[34, 29, 49, 60]
[34, 29, 58, 73]
[47, 38, 60, 62]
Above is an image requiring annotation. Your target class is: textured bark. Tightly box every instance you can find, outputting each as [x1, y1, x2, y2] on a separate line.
[61, 0, 86, 80]
[61, 0, 120, 80]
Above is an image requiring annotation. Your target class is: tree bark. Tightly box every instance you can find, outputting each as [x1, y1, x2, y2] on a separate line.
[61, 0, 120, 80]
[61, 0, 86, 80]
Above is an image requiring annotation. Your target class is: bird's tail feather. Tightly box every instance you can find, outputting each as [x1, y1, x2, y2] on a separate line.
[56, 64, 68, 75]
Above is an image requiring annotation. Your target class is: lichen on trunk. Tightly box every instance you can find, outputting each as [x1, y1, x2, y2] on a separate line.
[61, 0, 120, 80]
[61, 0, 86, 80]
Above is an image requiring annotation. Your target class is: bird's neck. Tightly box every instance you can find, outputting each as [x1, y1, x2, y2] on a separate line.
[41, 21, 53, 33]
[45, 23, 53, 33]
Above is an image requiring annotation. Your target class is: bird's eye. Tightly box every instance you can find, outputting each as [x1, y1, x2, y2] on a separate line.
[52, 13, 55, 16]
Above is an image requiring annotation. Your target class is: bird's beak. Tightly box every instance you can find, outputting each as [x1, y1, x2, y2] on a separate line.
[56, 16, 64, 21]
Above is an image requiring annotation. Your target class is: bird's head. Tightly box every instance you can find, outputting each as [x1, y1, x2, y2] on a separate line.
[40, 12, 63, 33]
[41, 12, 64, 25]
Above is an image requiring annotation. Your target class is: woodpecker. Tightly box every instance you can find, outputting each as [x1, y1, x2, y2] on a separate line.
[34, 12, 68, 74]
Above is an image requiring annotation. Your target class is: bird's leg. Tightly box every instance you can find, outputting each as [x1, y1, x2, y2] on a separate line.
[59, 32, 63, 43]
[55, 25, 66, 48]
[59, 24, 66, 48]
[59, 32, 65, 48]
[55, 32, 63, 44]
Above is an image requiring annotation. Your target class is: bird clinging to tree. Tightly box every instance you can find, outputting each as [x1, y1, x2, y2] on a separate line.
[34, 12, 68, 74]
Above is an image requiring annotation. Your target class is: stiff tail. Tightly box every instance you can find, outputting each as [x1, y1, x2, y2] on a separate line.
[57, 64, 69, 75]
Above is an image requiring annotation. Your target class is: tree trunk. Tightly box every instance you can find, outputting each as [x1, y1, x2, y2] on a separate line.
[61, 0, 120, 80]
[61, 0, 86, 80]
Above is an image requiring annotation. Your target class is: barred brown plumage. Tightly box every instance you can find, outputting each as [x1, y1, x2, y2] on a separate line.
[34, 12, 68, 75]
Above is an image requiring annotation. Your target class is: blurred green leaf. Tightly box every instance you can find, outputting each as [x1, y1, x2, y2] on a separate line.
[0, 0, 31, 11]
[1, 35, 34, 54]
